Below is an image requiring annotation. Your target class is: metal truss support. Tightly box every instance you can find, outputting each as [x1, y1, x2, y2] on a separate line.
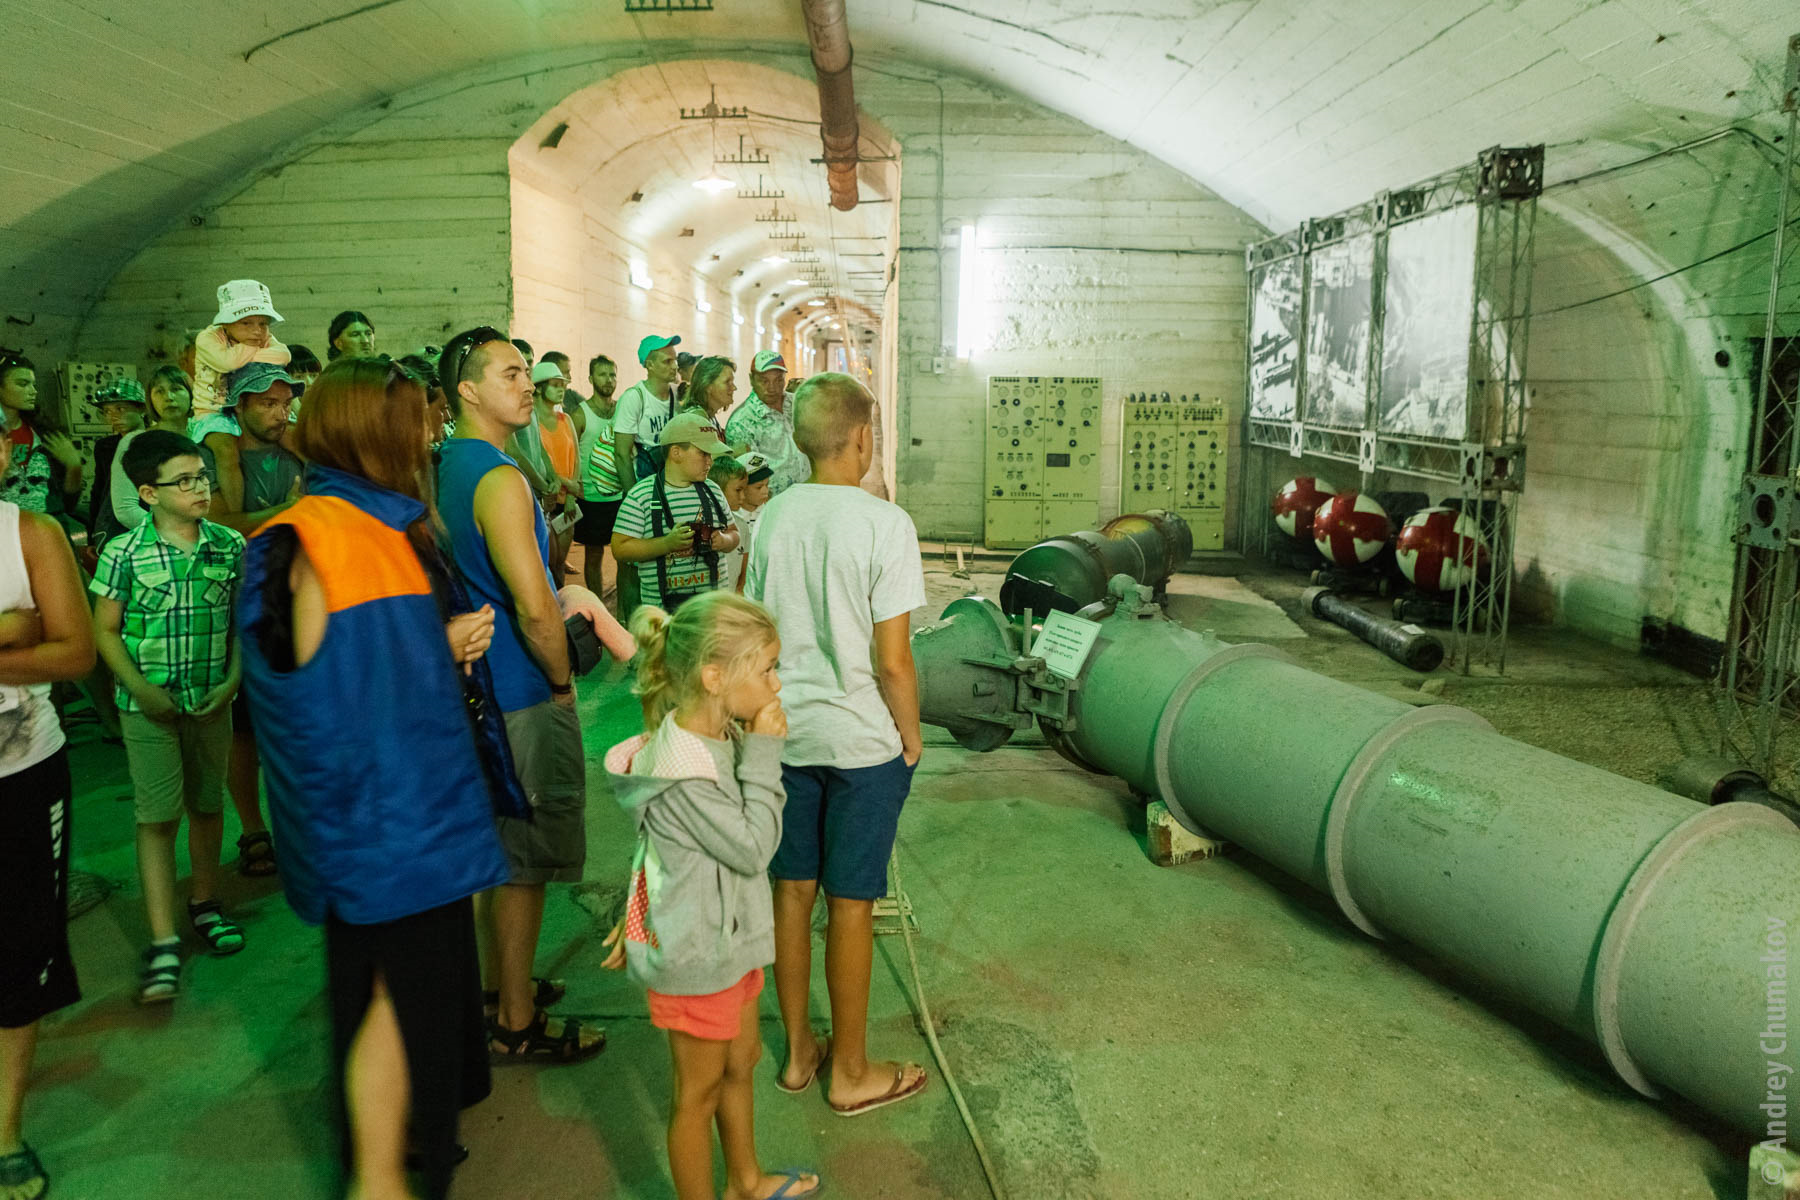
[1450, 145, 1541, 674]
[1719, 34, 1800, 776]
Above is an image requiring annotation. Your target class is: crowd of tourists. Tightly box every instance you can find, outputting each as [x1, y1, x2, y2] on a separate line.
[0, 278, 925, 1200]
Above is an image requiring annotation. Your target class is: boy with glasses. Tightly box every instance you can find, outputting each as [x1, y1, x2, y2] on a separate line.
[91, 430, 247, 1005]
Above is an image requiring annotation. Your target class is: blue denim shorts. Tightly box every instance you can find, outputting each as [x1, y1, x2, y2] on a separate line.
[771, 756, 915, 900]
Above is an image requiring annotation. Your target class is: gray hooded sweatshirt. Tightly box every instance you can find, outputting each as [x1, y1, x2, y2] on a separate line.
[605, 713, 785, 996]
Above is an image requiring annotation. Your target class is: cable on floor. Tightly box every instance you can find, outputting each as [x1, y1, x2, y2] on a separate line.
[890, 851, 1010, 1200]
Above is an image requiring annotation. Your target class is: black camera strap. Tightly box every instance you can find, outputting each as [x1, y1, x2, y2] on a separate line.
[649, 470, 724, 605]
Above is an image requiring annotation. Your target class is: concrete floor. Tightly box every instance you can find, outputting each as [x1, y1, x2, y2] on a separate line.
[28, 557, 1752, 1199]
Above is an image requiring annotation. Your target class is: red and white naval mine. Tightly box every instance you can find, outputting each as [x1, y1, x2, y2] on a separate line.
[1272, 476, 1338, 540]
[1312, 490, 1392, 567]
[1395, 506, 1490, 592]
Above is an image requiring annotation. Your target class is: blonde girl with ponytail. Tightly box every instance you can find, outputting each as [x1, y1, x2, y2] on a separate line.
[602, 591, 821, 1200]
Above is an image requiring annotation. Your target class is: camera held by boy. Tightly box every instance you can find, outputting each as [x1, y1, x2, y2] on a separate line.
[91, 430, 249, 1004]
[610, 411, 741, 615]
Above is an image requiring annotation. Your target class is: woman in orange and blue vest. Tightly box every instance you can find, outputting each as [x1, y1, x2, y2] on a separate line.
[237, 357, 524, 1200]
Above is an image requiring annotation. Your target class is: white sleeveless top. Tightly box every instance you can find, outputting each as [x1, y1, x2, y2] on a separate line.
[0, 500, 65, 777]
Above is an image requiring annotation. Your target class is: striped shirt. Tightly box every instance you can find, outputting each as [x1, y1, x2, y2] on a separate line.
[615, 475, 731, 609]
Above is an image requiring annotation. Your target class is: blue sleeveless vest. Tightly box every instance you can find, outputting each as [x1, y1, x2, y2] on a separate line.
[238, 466, 509, 926]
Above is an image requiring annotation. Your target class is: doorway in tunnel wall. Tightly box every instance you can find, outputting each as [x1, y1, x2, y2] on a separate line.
[503, 59, 900, 489]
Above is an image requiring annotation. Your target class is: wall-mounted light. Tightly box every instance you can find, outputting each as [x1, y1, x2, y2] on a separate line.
[786, 278, 808, 287]
[956, 222, 983, 359]
[692, 173, 736, 193]
[756, 323, 766, 335]
[733, 313, 745, 326]
[762, 254, 788, 265]
[807, 299, 826, 307]
[630, 264, 654, 291]
[697, 299, 712, 313]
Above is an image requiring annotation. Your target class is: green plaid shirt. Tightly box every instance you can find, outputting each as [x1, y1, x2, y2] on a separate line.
[90, 518, 245, 713]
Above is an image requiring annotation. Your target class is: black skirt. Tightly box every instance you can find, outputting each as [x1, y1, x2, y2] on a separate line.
[325, 895, 489, 1199]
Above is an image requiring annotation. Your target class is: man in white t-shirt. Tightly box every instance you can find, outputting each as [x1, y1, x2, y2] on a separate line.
[745, 373, 929, 1118]
[612, 334, 681, 496]
[611, 335, 682, 615]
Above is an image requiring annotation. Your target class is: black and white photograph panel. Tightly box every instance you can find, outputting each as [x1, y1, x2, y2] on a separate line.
[1379, 206, 1477, 441]
[1249, 256, 1303, 421]
[1303, 233, 1374, 429]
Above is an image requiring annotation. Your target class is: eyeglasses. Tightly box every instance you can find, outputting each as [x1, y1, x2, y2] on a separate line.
[439, 326, 509, 394]
[152, 473, 212, 493]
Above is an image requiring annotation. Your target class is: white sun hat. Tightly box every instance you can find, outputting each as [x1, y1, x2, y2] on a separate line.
[212, 279, 284, 325]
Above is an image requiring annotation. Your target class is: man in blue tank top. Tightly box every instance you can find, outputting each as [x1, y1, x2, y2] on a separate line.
[436, 327, 604, 1065]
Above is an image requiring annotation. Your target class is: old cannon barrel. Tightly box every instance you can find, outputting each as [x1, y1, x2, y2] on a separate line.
[910, 579, 1799, 1136]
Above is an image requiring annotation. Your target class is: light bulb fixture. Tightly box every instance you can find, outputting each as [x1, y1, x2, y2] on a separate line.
[786, 278, 808, 287]
[807, 299, 826, 307]
[630, 264, 654, 291]
[756, 323, 766, 334]
[692, 174, 736, 193]
[762, 254, 788, 266]
[733, 313, 745, 326]
[696, 299, 712, 313]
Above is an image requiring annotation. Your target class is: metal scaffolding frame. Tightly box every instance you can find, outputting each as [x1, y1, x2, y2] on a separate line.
[1240, 145, 1543, 672]
[1719, 34, 1800, 776]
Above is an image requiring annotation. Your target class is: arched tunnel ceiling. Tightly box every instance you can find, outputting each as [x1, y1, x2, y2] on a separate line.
[2, 0, 1795, 334]
[508, 60, 895, 326]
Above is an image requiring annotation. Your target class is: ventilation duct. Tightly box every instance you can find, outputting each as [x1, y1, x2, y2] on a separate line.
[802, 0, 860, 211]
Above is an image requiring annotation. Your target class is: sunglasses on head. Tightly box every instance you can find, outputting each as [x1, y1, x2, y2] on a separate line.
[438, 327, 509, 395]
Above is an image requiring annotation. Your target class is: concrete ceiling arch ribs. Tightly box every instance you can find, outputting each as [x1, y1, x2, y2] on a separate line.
[508, 58, 899, 329]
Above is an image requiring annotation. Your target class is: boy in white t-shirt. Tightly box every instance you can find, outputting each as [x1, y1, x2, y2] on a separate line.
[745, 374, 929, 1118]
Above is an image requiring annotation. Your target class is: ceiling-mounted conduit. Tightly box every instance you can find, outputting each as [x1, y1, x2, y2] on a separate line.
[802, 0, 860, 211]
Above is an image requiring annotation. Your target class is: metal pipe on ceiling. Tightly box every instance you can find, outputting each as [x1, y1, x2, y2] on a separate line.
[801, 0, 860, 211]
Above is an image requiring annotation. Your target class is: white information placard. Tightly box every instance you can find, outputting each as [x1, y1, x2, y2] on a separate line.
[1036, 610, 1103, 680]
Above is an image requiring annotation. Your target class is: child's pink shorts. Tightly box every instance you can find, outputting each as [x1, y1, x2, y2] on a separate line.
[648, 968, 764, 1041]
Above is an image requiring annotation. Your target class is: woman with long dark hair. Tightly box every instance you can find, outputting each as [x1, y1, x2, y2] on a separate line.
[237, 356, 520, 1199]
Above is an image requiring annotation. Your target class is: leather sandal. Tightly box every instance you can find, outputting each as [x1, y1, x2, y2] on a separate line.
[488, 1009, 605, 1065]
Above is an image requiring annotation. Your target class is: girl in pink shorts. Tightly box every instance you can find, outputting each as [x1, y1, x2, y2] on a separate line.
[604, 591, 821, 1200]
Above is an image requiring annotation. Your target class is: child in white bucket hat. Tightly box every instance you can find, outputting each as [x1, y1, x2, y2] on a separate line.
[191, 279, 291, 419]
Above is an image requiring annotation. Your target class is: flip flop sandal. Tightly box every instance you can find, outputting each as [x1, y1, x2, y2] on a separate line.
[0, 1141, 48, 1199]
[188, 900, 245, 957]
[488, 1009, 606, 1066]
[236, 831, 277, 877]
[775, 1035, 831, 1094]
[767, 1167, 823, 1199]
[829, 1063, 928, 1118]
[482, 977, 567, 1010]
[137, 943, 182, 1005]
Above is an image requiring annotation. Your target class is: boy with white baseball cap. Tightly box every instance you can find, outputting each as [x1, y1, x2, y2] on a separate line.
[191, 280, 291, 419]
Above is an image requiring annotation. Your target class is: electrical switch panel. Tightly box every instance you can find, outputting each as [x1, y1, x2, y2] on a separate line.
[985, 375, 1103, 549]
[1122, 392, 1231, 550]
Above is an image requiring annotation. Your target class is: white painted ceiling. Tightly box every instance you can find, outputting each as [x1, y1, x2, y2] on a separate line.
[3, 0, 1795, 342]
